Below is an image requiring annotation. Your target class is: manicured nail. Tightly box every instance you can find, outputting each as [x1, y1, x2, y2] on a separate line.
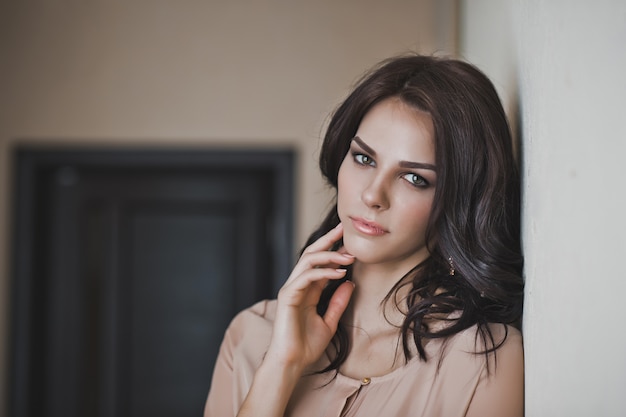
[342, 253, 355, 258]
[335, 269, 347, 273]
[334, 223, 343, 229]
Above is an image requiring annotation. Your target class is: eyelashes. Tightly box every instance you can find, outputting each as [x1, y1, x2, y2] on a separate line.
[353, 152, 374, 166]
[350, 151, 430, 188]
[402, 173, 429, 187]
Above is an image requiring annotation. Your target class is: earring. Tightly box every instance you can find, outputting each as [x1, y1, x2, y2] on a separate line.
[448, 256, 455, 276]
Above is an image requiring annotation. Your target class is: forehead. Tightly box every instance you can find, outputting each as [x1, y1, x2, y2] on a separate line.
[355, 98, 435, 163]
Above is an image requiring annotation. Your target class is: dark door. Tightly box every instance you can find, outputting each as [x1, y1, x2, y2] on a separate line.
[10, 148, 294, 417]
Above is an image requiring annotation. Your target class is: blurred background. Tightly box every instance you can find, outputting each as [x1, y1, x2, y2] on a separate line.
[1, 1, 625, 416]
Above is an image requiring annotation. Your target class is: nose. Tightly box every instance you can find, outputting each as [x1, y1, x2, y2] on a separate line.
[361, 175, 390, 210]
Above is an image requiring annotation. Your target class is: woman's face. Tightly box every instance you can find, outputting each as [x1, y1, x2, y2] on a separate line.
[337, 97, 436, 271]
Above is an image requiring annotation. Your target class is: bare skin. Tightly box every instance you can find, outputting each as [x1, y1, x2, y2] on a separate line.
[233, 98, 523, 417]
[235, 225, 426, 417]
[234, 220, 523, 417]
[237, 99, 438, 416]
[236, 224, 356, 417]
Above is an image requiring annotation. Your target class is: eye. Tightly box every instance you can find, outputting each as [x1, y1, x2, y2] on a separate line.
[403, 173, 429, 187]
[353, 153, 375, 166]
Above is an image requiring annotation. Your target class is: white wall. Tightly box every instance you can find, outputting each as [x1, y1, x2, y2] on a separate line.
[0, 1, 457, 413]
[461, 1, 626, 415]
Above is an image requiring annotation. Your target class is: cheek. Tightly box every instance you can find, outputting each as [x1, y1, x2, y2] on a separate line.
[397, 198, 433, 232]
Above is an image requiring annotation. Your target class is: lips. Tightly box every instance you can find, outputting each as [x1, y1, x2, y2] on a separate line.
[349, 216, 387, 236]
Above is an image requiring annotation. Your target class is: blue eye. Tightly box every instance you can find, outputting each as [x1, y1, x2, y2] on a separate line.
[403, 173, 428, 187]
[353, 153, 374, 166]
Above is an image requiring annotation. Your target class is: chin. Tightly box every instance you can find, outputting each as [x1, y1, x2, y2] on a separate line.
[342, 233, 383, 263]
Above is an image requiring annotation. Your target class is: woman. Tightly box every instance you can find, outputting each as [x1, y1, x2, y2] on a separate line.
[204, 54, 524, 417]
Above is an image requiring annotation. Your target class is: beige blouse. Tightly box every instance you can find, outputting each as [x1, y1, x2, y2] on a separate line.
[204, 300, 523, 417]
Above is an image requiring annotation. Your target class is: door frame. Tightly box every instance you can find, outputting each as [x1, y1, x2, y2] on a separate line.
[9, 146, 295, 417]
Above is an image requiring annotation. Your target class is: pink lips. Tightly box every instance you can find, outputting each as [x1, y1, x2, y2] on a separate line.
[350, 217, 387, 236]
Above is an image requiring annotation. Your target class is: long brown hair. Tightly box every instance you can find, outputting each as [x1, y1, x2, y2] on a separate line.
[306, 54, 524, 372]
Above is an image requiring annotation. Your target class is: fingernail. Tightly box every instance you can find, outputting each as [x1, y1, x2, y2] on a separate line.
[342, 253, 355, 258]
[335, 269, 347, 273]
[334, 223, 343, 229]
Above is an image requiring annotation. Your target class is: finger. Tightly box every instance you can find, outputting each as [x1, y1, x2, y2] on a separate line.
[335, 246, 352, 256]
[286, 251, 354, 284]
[300, 251, 355, 270]
[302, 223, 344, 255]
[282, 268, 348, 297]
[323, 281, 355, 333]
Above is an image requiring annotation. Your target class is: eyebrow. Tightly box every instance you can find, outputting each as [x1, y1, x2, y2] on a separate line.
[352, 136, 437, 171]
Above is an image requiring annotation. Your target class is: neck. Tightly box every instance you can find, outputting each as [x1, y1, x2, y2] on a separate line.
[343, 261, 414, 331]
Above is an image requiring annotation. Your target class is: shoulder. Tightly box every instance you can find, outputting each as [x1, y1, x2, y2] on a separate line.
[439, 323, 522, 377]
[213, 299, 277, 379]
[236, 299, 277, 323]
[220, 299, 277, 359]
[431, 322, 520, 371]
[402, 323, 522, 416]
[450, 324, 523, 417]
[206, 300, 278, 416]
[226, 299, 277, 341]
[450, 323, 522, 357]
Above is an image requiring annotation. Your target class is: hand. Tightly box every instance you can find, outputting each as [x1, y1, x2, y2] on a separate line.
[264, 223, 356, 372]
[234, 223, 355, 417]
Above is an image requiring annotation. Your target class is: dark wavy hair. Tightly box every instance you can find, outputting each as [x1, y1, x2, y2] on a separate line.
[305, 54, 524, 373]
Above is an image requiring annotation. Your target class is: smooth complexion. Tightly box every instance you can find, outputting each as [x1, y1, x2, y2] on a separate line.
[338, 97, 436, 285]
[235, 97, 439, 416]
[333, 97, 438, 378]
